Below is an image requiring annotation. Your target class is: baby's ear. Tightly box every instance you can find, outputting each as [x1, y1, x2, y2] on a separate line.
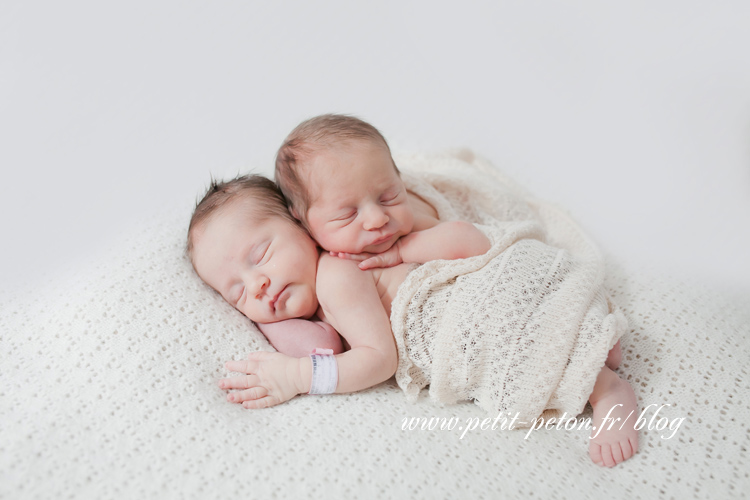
[290, 206, 301, 220]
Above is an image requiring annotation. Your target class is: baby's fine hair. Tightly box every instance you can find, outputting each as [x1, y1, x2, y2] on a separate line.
[275, 114, 397, 228]
[186, 174, 297, 259]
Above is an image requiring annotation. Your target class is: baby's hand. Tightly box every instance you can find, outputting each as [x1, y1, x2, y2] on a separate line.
[330, 241, 403, 270]
[219, 351, 305, 409]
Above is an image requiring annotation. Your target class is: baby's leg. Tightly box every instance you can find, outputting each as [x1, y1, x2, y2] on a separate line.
[604, 340, 622, 370]
[587, 365, 639, 467]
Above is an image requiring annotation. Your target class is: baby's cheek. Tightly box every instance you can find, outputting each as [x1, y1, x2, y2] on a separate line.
[325, 228, 350, 252]
[402, 207, 416, 231]
[344, 229, 361, 250]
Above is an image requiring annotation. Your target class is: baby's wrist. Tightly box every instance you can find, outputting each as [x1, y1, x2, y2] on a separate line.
[395, 238, 403, 259]
[394, 234, 412, 263]
[296, 356, 312, 394]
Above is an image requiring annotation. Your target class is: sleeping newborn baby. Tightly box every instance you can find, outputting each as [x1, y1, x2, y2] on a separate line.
[187, 114, 638, 467]
[187, 174, 488, 409]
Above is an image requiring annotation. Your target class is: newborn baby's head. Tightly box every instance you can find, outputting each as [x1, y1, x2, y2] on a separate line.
[275, 113, 414, 255]
[187, 175, 319, 323]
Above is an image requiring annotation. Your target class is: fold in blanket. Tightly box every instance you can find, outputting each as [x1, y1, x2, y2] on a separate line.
[390, 150, 627, 425]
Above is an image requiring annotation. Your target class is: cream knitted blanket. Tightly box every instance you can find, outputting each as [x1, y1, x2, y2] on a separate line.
[392, 150, 626, 422]
[2, 149, 748, 499]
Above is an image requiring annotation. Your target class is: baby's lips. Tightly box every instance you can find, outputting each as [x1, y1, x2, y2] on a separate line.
[370, 232, 395, 246]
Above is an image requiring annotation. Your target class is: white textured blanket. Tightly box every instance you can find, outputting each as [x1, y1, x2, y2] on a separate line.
[393, 152, 627, 422]
[1, 151, 749, 499]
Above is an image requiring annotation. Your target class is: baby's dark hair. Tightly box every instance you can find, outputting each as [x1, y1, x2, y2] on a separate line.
[275, 113, 397, 228]
[186, 174, 297, 260]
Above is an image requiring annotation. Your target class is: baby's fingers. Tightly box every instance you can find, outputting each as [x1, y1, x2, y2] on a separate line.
[357, 256, 382, 270]
[242, 396, 278, 409]
[227, 386, 268, 404]
[225, 352, 274, 373]
[330, 251, 369, 262]
[359, 254, 399, 269]
[225, 359, 259, 374]
[218, 374, 259, 390]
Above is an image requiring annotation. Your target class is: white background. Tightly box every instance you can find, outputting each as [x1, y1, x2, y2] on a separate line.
[1, 1, 748, 294]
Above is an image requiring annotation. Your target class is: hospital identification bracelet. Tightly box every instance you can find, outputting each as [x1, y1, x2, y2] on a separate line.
[308, 348, 338, 395]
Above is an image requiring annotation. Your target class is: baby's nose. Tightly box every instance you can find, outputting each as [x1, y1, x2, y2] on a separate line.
[362, 206, 389, 231]
[253, 276, 270, 299]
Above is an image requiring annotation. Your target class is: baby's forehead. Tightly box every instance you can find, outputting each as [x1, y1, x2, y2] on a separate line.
[304, 141, 394, 193]
[204, 195, 287, 231]
[214, 195, 266, 220]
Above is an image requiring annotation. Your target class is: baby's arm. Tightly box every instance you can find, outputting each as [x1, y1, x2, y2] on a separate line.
[257, 320, 343, 358]
[219, 254, 397, 408]
[397, 220, 490, 262]
[310, 254, 399, 391]
[347, 221, 490, 270]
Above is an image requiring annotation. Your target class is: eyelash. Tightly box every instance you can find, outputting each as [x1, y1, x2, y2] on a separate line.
[236, 287, 246, 306]
[382, 189, 402, 202]
[333, 193, 399, 223]
[336, 211, 356, 221]
[254, 244, 270, 264]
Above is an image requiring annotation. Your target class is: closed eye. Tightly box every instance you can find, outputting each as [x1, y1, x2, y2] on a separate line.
[252, 242, 270, 265]
[257, 243, 270, 264]
[333, 210, 357, 222]
[381, 190, 402, 204]
[235, 286, 246, 306]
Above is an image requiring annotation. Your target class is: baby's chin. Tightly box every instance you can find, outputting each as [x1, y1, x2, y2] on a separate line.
[360, 235, 400, 254]
[290, 295, 319, 320]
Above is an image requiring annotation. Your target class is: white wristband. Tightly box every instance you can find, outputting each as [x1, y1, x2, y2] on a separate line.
[308, 348, 338, 395]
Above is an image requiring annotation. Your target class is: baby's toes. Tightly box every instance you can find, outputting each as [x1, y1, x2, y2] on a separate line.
[589, 442, 604, 466]
[610, 441, 625, 464]
[620, 438, 634, 461]
[629, 436, 639, 455]
[598, 443, 616, 468]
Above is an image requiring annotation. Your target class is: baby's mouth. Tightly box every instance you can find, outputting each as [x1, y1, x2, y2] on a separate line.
[370, 233, 394, 246]
[270, 285, 287, 312]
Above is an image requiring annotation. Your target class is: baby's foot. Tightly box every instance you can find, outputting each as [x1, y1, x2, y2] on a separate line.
[604, 340, 622, 370]
[588, 367, 638, 467]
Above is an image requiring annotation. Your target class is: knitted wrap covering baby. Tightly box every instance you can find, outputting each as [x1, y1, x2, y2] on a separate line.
[391, 150, 627, 424]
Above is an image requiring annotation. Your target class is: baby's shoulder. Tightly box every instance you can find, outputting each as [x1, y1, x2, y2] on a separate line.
[407, 190, 440, 230]
[316, 253, 373, 289]
[315, 253, 379, 310]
